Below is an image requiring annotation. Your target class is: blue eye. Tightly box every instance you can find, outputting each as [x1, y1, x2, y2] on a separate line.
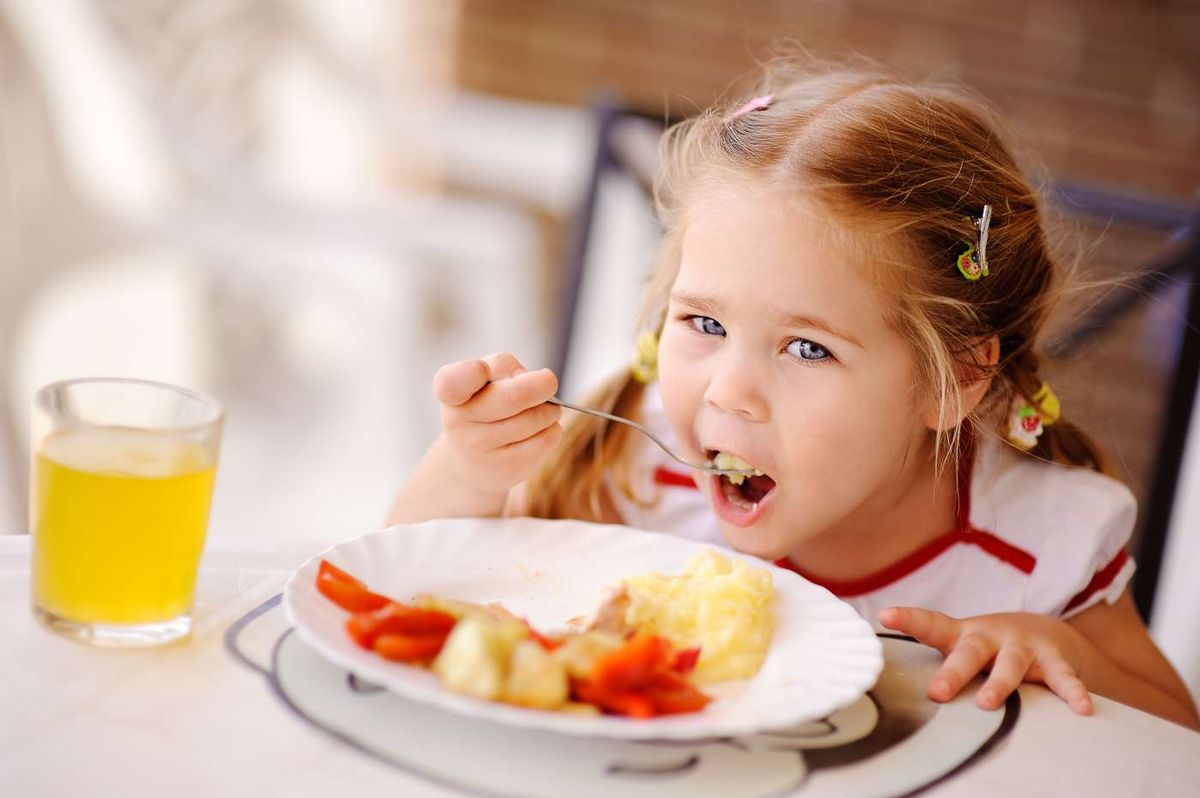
[786, 338, 830, 361]
[689, 316, 726, 336]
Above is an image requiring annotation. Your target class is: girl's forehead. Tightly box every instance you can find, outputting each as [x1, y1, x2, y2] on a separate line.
[683, 184, 862, 266]
[676, 186, 892, 333]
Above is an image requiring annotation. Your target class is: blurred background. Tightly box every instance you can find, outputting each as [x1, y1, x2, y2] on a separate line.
[1, 1, 1198, 692]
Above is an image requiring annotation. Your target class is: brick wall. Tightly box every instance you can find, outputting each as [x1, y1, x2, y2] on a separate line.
[456, 0, 1199, 198]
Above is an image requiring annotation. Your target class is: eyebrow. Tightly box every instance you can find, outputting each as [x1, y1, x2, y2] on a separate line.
[670, 291, 864, 349]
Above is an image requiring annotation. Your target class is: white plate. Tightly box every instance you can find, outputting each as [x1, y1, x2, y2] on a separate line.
[282, 517, 883, 740]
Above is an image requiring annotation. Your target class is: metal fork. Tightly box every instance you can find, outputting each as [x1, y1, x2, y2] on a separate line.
[546, 396, 754, 477]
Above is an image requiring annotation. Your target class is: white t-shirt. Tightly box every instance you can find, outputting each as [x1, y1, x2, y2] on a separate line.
[611, 385, 1136, 627]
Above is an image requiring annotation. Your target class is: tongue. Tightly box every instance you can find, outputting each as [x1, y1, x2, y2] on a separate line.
[741, 474, 776, 503]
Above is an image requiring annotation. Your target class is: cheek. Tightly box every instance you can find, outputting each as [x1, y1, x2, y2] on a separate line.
[655, 332, 704, 447]
[849, 361, 924, 446]
[778, 366, 922, 475]
[656, 328, 694, 397]
[845, 386, 917, 444]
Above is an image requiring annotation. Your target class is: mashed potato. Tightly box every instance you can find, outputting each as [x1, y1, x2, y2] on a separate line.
[711, 452, 763, 485]
[623, 549, 774, 684]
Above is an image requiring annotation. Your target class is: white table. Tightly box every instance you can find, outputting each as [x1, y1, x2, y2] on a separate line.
[3, 534, 1197, 797]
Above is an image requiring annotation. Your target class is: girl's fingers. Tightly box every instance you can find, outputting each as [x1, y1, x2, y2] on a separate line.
[432, 353, 538, 410]
[434, 359, 492, 407]
[460, 368, 558, 423]
[878, 607, 961, 653]
[977, 642, 1035, 710]
[495, 421, 563, 465]
[1040, 658, 1093, 716]
[929, 633, 995, 702]
[481, 352, 527, 382]
[469, 402, 562, 450]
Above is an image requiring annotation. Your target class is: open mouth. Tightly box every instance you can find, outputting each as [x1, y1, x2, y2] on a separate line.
[707, 449, 778, 518]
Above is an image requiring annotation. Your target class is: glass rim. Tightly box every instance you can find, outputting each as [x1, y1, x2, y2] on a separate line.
[35, 376, 224, 432]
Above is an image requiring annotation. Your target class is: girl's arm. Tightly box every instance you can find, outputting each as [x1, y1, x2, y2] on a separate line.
[387, 433, 510, 523]
[1064, 589, 1199, 728]
[386, 354, 562, 525]
[880, 596, 1200, 730]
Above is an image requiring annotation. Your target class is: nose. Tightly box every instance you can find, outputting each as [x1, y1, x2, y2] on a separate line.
[702, 350, 769, 421]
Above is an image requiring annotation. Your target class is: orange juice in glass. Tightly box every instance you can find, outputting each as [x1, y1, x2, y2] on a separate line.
[31, 378, 223, 646]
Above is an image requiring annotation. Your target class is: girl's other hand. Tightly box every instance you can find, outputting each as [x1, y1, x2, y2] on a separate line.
[433, 352, 563, 496]
[878, 606, 1095, 715]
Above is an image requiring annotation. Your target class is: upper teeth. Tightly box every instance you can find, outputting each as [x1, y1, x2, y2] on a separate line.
[712, 451, 763, 485]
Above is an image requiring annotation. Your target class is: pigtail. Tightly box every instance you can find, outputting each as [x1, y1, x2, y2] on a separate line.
[1001, 348, 1112, 475]
[524, 232, 681, 522]
[523, 369, 647, 521]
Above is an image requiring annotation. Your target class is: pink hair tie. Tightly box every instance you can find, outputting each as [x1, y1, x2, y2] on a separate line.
[731, 93, 774, 119]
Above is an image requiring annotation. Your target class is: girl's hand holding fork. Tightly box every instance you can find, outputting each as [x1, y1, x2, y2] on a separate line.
[387, 353, 561, 524]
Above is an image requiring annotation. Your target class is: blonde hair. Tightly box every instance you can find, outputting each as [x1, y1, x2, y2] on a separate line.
[526, 62, 1110, 521]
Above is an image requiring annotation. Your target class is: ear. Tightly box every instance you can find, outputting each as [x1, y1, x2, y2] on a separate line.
[922, 335, 1000, 432]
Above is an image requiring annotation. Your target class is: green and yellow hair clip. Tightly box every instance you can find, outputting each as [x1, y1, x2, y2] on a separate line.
[957, 205, 992, 281]
[631, 330, 659, 384]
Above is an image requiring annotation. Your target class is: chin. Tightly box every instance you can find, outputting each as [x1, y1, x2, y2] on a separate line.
[714, 521, 791, 562]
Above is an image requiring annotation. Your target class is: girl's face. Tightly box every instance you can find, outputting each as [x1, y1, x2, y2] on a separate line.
[657, 185, 934, 560]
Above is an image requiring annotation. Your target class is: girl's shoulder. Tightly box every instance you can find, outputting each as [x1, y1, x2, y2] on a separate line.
[969, 437, 1136, 618]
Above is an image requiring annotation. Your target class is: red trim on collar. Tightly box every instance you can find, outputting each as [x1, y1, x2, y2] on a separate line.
[654, 467, 698, 489]
[774, 526, 1035, 598]
[1062, 548, 1130, 615]
[777, 436, 1035, 597]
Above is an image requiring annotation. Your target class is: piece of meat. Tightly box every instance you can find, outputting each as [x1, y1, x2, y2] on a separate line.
[582, 584, 631, 636]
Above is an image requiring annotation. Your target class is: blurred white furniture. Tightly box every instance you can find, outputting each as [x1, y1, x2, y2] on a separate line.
[1155, 376, 1200, 702]
[0, 2, 571, 539]
[556, 110, 664, 400]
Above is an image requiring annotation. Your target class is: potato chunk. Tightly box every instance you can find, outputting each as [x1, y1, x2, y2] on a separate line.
[502, 640, 569, 709]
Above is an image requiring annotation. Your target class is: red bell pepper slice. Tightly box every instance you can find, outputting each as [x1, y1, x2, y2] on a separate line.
[521, 619, 563, 651]
[318, 560, 361, 585]
[643, 670, 711, 714]
[572, 679, 657, 718]
[317, 577, 390, 613]
[589, 634, 672, 694]
[671, 647, 701, 675]
[373, 632, 449, 663]
[596, 691, 656, 719]
[346, 604, 458, 649]
[315, 560, 391, 613]
[527, 627, 563, 652]
[573, 635, 711, 718]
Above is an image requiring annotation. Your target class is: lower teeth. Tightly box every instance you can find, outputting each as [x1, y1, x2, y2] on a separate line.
[722, 478, 756, 509]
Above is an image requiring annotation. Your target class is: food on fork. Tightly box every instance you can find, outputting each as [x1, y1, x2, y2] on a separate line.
[711, 451, 764, 485]
[313, 548, 774, 717]
[710, 450, 778, 516]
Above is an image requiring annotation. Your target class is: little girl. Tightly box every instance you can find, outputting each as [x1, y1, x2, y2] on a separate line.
[389, 65, 1198, 729]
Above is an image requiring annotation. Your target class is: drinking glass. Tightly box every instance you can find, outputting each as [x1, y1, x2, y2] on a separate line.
[30, 378, 223, 646]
